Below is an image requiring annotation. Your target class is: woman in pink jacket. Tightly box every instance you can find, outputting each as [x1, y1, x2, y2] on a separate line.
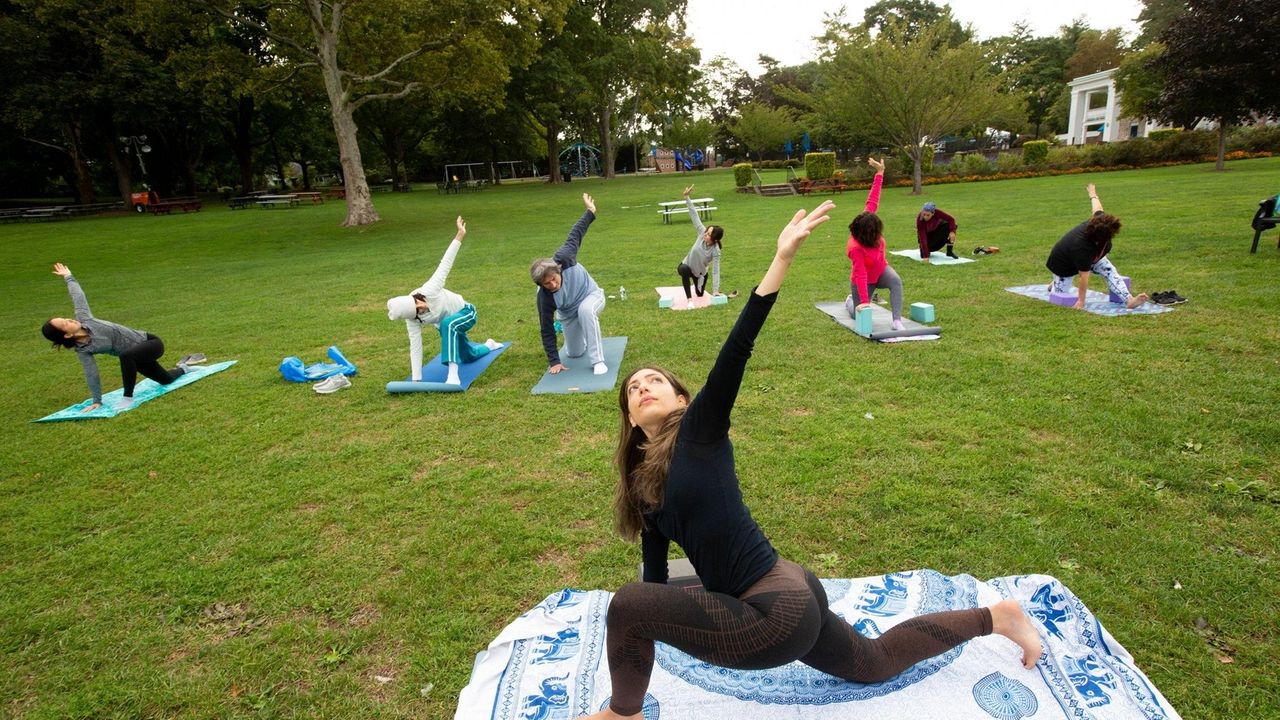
[844, 157, 906, 330]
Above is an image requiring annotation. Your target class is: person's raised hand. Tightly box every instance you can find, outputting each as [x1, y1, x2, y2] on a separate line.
[682, 184, 694, 197]
[1086, 183, 1097, 197]
[455, 215, 467, 241]
[52, 263, 71, 278]
[582, 193, 596, 214]
[776, 200, 836, 262]
[867, 157, 885, 174]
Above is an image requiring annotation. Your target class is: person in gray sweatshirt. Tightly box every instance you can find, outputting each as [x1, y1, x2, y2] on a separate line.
[42, 263, 203, 412]
[530, 193, 608, 375]
[675, 183, 723, 308]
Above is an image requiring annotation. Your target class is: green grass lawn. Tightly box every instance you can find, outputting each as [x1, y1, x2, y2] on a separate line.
[2, 159, 1278, 718]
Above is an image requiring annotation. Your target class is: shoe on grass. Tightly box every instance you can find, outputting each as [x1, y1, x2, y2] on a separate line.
[314, 375, 351, 394]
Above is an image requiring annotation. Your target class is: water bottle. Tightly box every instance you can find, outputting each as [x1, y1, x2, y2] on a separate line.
[619, 286, 627, 301]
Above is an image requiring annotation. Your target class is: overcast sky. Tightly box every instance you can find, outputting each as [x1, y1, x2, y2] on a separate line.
[686, 0, 1145, 74]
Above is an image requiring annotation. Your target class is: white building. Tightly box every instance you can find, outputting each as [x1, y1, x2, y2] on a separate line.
[1059, 68, 1167, 145]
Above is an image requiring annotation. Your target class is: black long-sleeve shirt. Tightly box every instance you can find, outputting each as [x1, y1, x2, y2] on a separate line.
[640, 290, 780, 596]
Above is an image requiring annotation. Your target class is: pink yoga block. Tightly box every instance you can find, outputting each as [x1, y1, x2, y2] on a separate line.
[1108, 276, 1132, 304]
[1049, 290, 1078, 307]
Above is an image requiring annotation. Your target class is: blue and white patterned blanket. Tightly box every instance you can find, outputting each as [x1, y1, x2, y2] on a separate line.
[1005, 285, 1173, 317]
[456, 571, 1180, 719]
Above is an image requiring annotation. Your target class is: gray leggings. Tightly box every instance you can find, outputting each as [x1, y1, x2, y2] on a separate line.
[851, 265, 904, 320]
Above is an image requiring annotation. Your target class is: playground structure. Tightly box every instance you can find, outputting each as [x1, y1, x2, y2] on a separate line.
[672, 147, 705, 171]
[559, 143, 601, 178]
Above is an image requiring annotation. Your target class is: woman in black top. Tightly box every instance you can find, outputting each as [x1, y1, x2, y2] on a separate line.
[1045, 184, 1149, 309]
[586, 202, 1042, 719]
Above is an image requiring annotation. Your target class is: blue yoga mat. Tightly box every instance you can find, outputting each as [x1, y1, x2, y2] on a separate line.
[1005, 285, 1173, 316]
[531, 337, 628, 395]
[36, 360, 237, 422]
[386, 342, 511, 393]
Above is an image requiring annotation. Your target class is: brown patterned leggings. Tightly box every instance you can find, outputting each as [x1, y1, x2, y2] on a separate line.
[605, 559, 992, 715]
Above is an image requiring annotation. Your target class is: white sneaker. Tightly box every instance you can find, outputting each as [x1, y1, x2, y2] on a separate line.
[891, 318, 905, 331]
[686, 299, 695, 309]
[484, 338, 503, 350]
[592, 362, 608, 375]
[314, 375, 351, 394]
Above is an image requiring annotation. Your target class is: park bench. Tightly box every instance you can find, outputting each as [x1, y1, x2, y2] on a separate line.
[657, 197, 716, 225]
[256, 194, 300, 208]
[65, 201, 124, 216]
[228, 196, 258, 209]
[0, 208, 23, 223]
[292, 191, 324, 204]
[22, 206, 71, 221]
[1250, 195, 1279, 253]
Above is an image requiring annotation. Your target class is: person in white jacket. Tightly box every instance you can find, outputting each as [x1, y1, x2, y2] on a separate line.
[386, 216, 501, 385]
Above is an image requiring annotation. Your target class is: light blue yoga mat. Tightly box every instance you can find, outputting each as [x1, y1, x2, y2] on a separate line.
[815, 302, 941, 342]
[1005, 285, 1173, 316]
[531, 337, 627, 395]
[890, 248, 975, 265]
[36, 360, 237, 422]
[386, 342, 511, 393]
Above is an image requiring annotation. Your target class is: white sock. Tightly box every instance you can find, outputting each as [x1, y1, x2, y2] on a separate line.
[892, 318, 905, 331]
[445, 362, 461, 385]
[484, 338, 502, 350]
[593, 362, 607, 375]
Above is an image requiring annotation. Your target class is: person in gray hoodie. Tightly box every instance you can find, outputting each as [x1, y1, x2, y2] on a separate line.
[675, 183, 723, 307]
[386, 216, 502, 385]
[530, 193, 608, 375]
[42, 263, 203, 412]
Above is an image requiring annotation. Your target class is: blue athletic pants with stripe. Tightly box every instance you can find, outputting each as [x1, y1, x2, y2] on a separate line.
[438, 304, 490, 365]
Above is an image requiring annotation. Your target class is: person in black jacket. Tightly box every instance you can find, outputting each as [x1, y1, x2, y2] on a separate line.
[585, 202, 1042, 719]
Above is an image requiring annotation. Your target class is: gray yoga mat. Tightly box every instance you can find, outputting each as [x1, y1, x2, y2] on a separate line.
[531, 336, 628, 394]
[815, 301, 941, 341]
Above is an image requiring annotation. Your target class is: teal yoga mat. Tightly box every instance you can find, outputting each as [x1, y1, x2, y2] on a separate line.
[531, 337, 628, 395]
[386, 342, 511, 393]
[36, 360, 237, 422]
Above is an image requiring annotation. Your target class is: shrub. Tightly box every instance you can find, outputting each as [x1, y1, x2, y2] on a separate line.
[1227, 125, 1280, 153]
[899, 144, 935, 173]
[1097, 137, 1157, 167]
[1046, 145, 1084, 168]
[959, 153, 994, 175]
[1022, 140, 1050, 165]
[1152, 129, 1215, 161]
[1147, 129, 1180, 142]
[995, 152, 1024, 173]
[733, 163, 754, 187]
[805, 152, 836, 180]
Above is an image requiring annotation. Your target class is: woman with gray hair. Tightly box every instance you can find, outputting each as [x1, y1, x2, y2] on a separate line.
[531, 193, 608, 375]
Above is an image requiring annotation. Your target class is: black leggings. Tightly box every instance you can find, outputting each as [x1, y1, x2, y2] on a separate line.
[924, 226, 953, 253]
[119, 334, 184, 397]
[677, 262, 707, 299]
[605, 559, 992, 715]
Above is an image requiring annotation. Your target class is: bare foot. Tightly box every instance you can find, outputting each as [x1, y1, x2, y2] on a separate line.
[1125, 293, 1150, 309]
[580, 709, 641, 720]
[990, 599, 1043, 669]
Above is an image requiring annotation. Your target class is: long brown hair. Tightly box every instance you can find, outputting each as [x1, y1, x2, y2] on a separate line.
[612, 366, 691, 541]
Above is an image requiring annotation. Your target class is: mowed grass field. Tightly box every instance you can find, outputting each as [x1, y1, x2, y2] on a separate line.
[2, 159, 1278, 718]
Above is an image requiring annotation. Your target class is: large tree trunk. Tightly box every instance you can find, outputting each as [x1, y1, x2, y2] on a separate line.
[229, 95, 255, 193]
[63, 122, 96, 204]
[315, 25, 377, 226]
[598, 104, 616, 179]
[911, 149, 923, 195]
[1216, 121, 1227, 171]
[105, 139, 132, 205]
[545, 121, 562, 184]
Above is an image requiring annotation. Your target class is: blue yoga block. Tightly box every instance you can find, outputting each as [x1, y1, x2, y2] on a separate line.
[710, 295, 728, 306]
[1108, 276, 1132, 304]
[855, 306, 874, 335]
[658, 296, 674, 308]
[1049, 289, 1077, 307]
[909, 302, 935, 323]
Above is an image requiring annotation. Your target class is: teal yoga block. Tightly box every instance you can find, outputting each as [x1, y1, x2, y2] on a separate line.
[710, 294, 728, 306]
[658, 296, 674, 308]
[910, 302, 935, 323]
[855, 306, 874, 335]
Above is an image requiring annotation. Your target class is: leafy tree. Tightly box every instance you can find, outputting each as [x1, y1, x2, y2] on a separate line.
[861, 0, 971, 46]
[1063, 28, 1127, 80]
[696, 55, 756, 159]
[809, 22, 1016, 193]
[1114, 43, 1165, 120]
[1134, 0, 1186, 48]
[1144, 0, 1280, 169]
[729, 103, 795, 160]
[207, 0, 564, 226]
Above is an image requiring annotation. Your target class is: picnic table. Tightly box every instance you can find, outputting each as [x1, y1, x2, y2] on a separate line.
[228, 196, 257, 210]
[23, 206, 73, 221]
[255, 194, 300, 208]
[292, 191, 324, 204]
[658, 197, 716, 225]
[795, 178, 847, 195]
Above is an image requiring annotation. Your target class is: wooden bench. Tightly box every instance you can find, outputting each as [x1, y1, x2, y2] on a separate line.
[147, 198, 202, 215]
[796, 179, 847, 195]
[657, 197, 715, 225]
[323, 188, 346, 199]
[292, 192, 324, 204]
[257, 198, 299, 208]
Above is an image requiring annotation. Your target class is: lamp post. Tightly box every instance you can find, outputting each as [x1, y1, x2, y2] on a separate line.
[120, 134, 150, 179]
